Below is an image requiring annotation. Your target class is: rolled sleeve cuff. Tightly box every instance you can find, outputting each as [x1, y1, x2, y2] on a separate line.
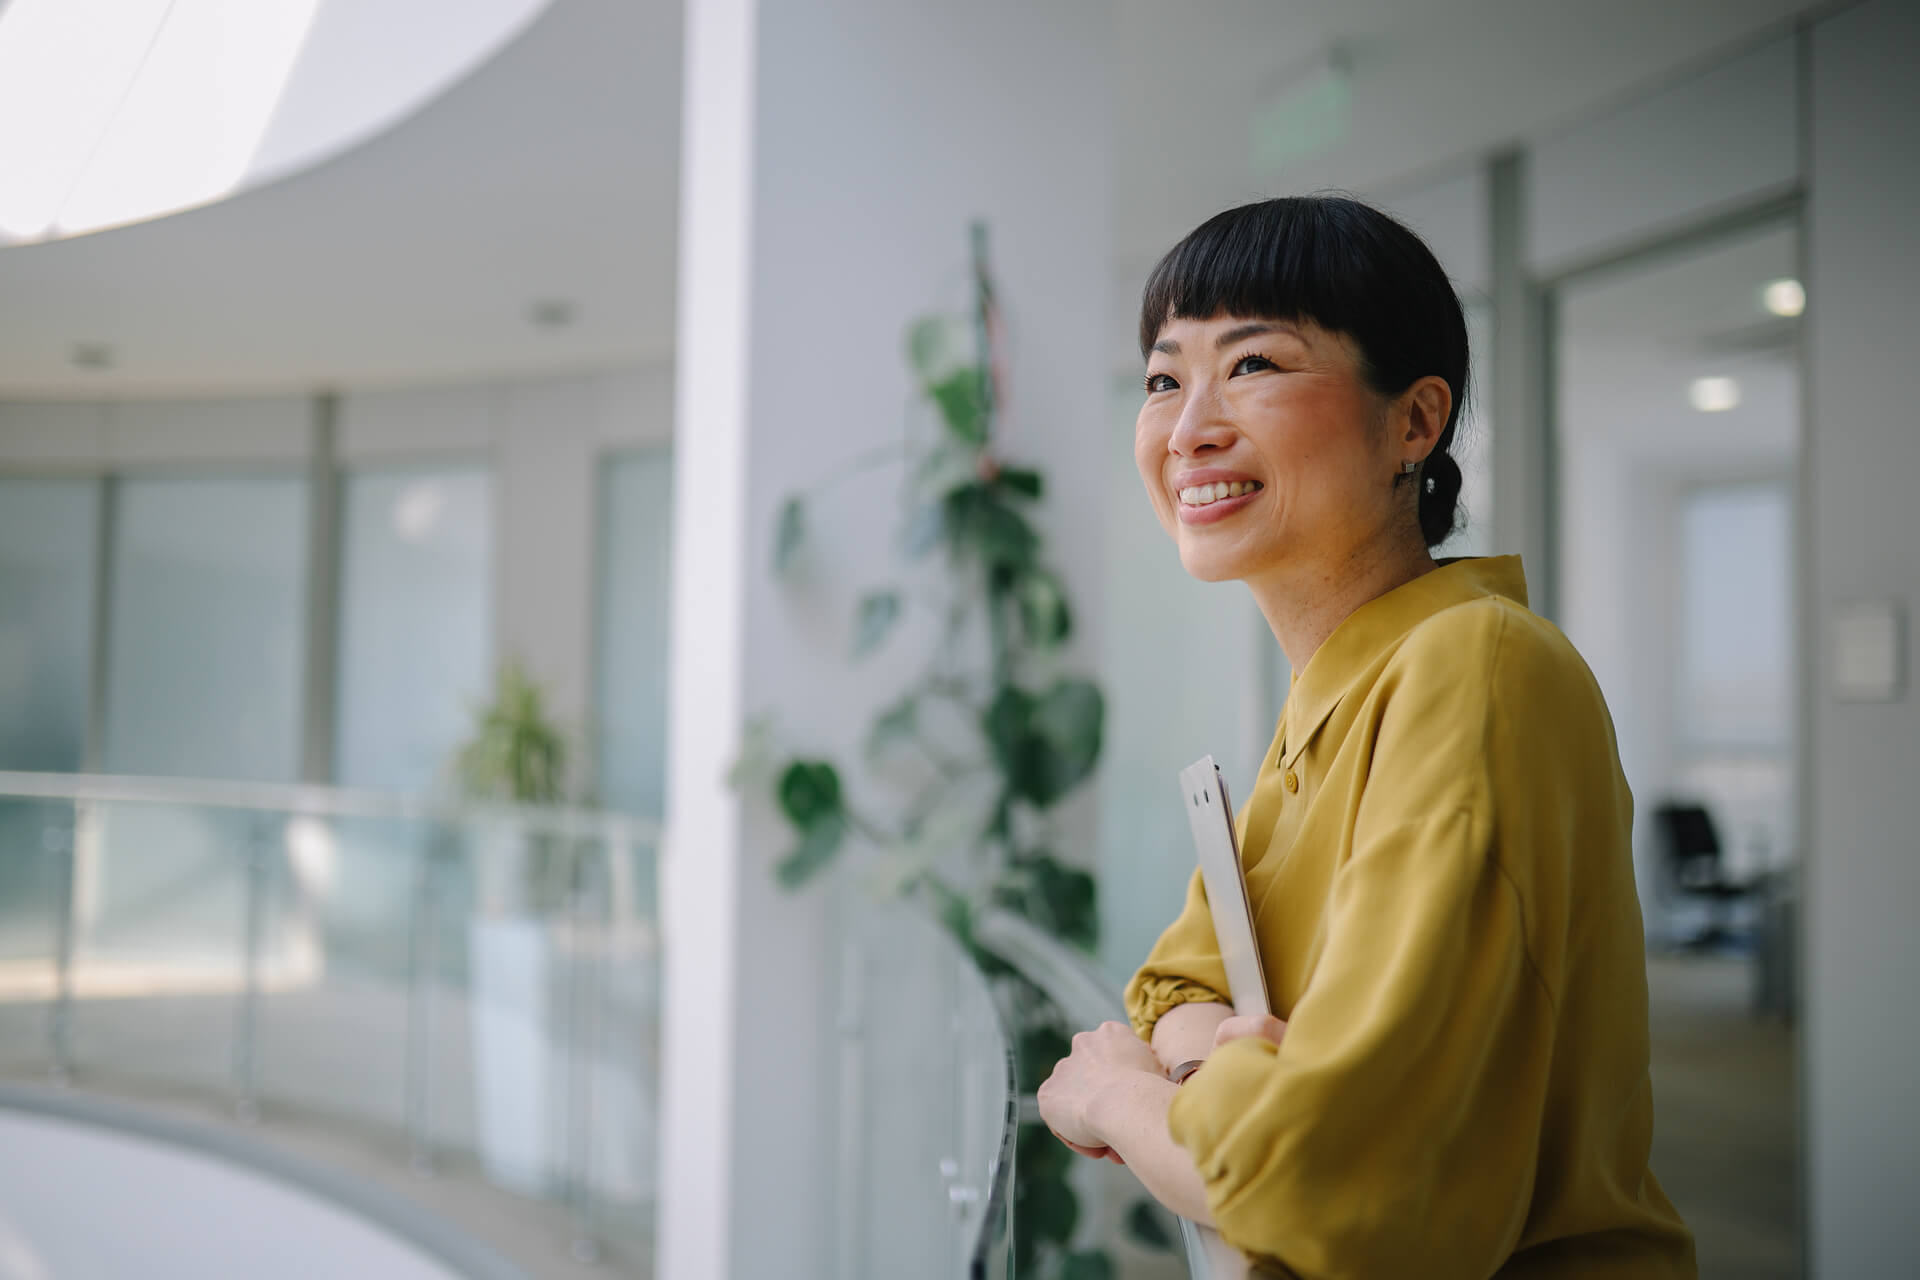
[1123, 972, 1231, 1040]
[1165, 1035, 1283, 1214]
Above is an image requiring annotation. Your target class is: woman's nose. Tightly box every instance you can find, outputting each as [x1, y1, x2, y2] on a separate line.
[1168, 392, 1235, 456]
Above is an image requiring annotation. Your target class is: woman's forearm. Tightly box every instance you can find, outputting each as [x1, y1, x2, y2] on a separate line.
[1093, 1071, 1214, 1226]
[1150, 1001, 1232, 1072]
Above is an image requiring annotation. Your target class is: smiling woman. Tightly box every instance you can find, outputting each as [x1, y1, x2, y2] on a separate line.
[1035, 197, 1698, 1278]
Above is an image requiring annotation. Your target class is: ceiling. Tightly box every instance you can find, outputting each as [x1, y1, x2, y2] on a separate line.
[0, 0, 680, 398]
[0, 0, 1831, 399]
[1559, 223, 1801, 468]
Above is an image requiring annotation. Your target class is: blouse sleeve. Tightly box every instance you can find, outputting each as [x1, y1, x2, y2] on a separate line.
[1165, 609, 1571, 1278]
[1123, 864, 1233, 1039]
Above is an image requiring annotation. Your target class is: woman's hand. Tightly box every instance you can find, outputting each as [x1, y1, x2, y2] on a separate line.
[1037, 1021, 1164, 1162]
[1212, 1012, 1289, 1051]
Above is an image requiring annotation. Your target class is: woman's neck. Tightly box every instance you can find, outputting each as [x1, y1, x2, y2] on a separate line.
[1246, 534, 1438, 674]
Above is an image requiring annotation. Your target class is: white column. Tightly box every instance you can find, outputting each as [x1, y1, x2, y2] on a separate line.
[1805, 1, 1920, 1273]
[660, 1, 1113, 1276]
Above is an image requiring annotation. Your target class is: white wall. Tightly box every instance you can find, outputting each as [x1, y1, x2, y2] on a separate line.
[1529, 32, 1801, 274]
[1804, 1, 1920, 1272]
[662, 1, 1114, 1275]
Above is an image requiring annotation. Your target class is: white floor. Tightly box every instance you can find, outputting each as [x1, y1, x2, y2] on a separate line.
[0, 1108, 468, 1280]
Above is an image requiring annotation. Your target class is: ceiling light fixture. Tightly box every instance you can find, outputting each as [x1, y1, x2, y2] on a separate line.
[0, 0, 321, 241]
[1761, 278, 1806, 318]
[1689, 376, 1741, 413]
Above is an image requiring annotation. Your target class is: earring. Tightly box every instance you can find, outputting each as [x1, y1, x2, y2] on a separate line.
[1401, 460, 1416, 475]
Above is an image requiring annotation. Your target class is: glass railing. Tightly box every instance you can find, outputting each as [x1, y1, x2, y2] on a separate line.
[0, 771, 1026, 1279]
[830, 897, 1019, 1279]
[0, 770, 660, 1273]
[972, 907, 1222, 1280]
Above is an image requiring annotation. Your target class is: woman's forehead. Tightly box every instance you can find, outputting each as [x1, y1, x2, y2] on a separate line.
[1147, 311, 1339, 355]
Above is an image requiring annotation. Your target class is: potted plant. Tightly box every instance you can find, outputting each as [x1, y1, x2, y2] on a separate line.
[455, 658, 577, 1195]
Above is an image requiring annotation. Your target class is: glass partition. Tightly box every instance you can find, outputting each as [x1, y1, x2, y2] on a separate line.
[0, 478, 99, 773]
[103, 476, 309, 782]
[594, 449, 674, 817]
[334, 465, 492, 791]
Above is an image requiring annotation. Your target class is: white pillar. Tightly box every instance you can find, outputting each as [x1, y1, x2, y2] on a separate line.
[1805, 1, 1920, 1273]
[660, 2, 1113, 1277]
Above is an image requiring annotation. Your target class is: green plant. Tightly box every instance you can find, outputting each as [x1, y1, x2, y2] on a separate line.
[746, 224, 1171, 1278]
[456, 658, 577, 910]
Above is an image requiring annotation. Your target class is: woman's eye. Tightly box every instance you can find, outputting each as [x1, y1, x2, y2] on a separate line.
[1231, 353, 1276, 376]
[1144, 371, 1178, 394]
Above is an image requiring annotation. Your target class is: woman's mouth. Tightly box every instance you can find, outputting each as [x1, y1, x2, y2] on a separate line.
[1177, 479, 1263, 524]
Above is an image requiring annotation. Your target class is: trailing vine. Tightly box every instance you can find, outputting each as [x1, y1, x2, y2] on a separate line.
[742, 224, 1174, 1278]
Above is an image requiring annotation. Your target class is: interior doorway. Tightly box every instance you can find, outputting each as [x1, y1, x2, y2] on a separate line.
[1550, 214, 1803, 1279]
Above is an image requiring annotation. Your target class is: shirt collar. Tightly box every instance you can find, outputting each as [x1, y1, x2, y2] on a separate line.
[1280, 555, 1529, 771]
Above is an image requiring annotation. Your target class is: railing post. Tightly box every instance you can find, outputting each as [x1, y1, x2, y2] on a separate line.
[47, 804, 80, 1083]
[405, 821, 448, 1173]
[566, 829, 602, 1264]
[232, 813, 273, 1121]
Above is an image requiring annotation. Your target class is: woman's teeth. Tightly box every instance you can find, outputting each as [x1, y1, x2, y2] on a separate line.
[1178, 480, 1261, 507]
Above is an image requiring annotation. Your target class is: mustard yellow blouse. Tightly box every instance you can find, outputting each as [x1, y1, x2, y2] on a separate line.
[1124, 556, 1695, 1278]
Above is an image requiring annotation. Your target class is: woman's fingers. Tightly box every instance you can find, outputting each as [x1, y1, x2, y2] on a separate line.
[1059, 1136, 1125, 1164]
[1212, 1012, 1289, 1050]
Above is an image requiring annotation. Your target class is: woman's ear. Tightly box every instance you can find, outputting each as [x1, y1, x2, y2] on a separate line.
[1400, 375, 1452, 456]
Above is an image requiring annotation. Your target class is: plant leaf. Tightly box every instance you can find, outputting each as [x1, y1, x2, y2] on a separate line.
[1016, 1167, 1078, 1248]
[850, 590, 901, 658]
[1014, 567, 1071, 647]
[777, 760, 842, 828]
[1060, 1250, 1116, 1280]
[774, 495, 806, 575]
[996, 466, 1042, 499]
[903, 502, 945, 559]
[984, 680, 1103, 809]
[927, 367, 990, 446]
[775, 813, 846, 889]
[906, 313, 971, 384]
[864, 695, 918, 761]
[1124, 1199, 1176, 1252]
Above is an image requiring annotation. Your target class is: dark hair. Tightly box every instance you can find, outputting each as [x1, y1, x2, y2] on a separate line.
[1138, 196, 1469, 547]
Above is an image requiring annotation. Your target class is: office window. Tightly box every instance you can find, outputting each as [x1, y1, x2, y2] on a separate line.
[0, 479, 99, 771]
[103, 475, 308, 781]
[334, 465, 491, 791]
[594, 450, 673, 816]
[1677, 483, 1792, 751]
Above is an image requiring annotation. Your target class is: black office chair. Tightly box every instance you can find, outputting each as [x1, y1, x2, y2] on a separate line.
[1653, 802, 1763, 949]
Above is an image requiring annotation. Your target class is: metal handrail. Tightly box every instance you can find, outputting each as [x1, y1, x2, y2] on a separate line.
[970, 907, 1239, 1280]
[0, 770, 659, 845]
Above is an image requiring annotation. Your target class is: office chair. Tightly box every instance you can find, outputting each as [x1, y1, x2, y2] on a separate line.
[1653, 801, 1762, 949]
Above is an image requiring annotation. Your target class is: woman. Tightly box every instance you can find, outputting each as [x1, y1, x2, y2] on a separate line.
[1036, 197, 1696, 1278]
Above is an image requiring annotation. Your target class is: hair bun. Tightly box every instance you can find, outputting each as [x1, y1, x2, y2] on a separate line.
[1419, 450, 1464, 547]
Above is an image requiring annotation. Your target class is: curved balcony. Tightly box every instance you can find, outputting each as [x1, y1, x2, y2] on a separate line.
[0, 771, 1016, 1278]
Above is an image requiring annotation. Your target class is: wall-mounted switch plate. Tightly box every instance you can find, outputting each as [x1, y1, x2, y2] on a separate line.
[1830, 599, 1905, 702]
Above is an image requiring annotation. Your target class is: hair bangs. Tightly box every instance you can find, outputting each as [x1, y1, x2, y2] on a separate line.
[1138, 199, 1374, 360]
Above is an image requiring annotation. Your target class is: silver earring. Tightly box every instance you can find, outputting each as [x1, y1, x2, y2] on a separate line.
[1401, 460, 1416, 475]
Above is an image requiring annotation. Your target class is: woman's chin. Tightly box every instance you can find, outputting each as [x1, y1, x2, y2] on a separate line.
[1177, 543, 1256, 584]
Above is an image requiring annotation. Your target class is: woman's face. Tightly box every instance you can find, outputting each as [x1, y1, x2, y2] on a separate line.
[1134, 312, 1403, 584]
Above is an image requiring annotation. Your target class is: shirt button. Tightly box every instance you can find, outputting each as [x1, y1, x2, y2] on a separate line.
[1284, 770, 1299, 793]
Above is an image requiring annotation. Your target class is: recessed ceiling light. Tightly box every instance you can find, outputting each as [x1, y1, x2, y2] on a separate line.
[1762, 278, 1805, 318]
[1689, 376, 1741, 413]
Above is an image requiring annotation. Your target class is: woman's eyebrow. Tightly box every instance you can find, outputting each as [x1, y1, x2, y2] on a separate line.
[1151, 320, 1302, 357]
[1216, 321, 1298, 348]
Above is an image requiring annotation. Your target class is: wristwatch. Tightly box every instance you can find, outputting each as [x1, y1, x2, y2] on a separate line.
[1169, 1058, 1205, 1085]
